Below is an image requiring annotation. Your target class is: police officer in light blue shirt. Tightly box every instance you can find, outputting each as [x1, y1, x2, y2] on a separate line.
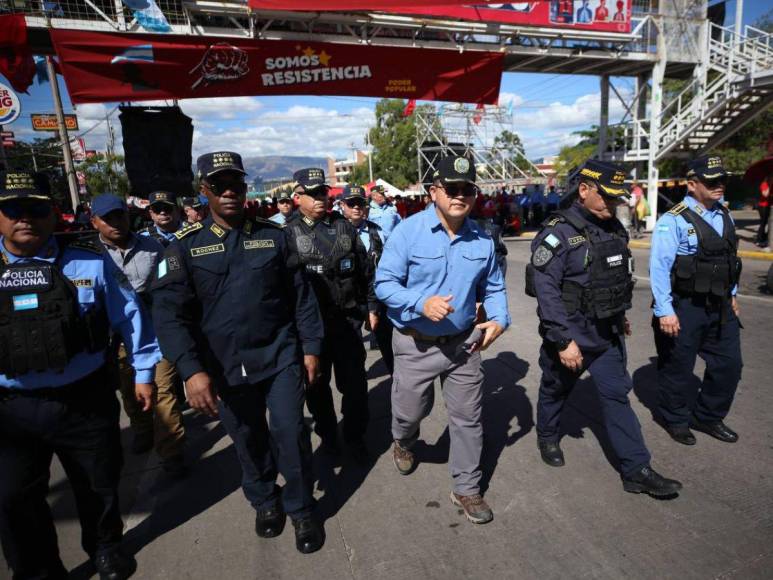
[0, 171, 160, 580]
[376, 155, 509, 526]
[269, 190, 294, 226]
[650, 154, 743, 446]
[139, 190, 182, 246]
[368, 184, 401, 242]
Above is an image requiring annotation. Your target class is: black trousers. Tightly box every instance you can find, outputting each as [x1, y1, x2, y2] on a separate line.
[373, 313, 394, 376]
[654, 297, 743, 426]
[0, 368, 123, 579]
[306, 317, 369, 444]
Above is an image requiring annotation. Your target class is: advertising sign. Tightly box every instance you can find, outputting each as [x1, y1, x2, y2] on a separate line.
[51, 30, 504, 105]
[31, 113, 80, 131]
[0, 82, 22, 125]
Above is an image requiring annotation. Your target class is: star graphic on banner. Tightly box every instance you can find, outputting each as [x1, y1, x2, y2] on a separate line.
[319, 50, 332, 66]
[303, 47, 315, 58]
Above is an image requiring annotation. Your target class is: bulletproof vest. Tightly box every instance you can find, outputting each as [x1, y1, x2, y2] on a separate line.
[290, 217, 361, 313]
[139, 225, 172, 248]
[0, 245, 110, 378]
[365, 221, 384, 268]
[670, 206, 741, 299]
[526, 210, 634, 320]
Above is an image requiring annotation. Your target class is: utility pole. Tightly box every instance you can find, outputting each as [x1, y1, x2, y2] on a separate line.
[734, 0, 743, 37]
[366, 130, 373, 183]
[46, 56, 79, 211]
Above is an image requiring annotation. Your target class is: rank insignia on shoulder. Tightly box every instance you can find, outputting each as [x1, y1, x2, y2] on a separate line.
[546, 217, 561, 227]
[175, 222, 203, 239]
[532, 245, 554, 269]
[210, 223, 226, 238]
[667, 202, 686, 216]
[568, 235, 586, 246]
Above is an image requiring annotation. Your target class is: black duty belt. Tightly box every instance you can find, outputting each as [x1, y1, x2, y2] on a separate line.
[398, 326, 469, 345]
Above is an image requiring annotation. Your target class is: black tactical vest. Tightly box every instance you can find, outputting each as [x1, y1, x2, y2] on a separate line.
[290, 216, 362, 313]
[364, 220, 384, 269]
[139, 225, 172, 247]
[670, 205, 741, 299]
[0, 245, 109, 377]
[526, 210, 634, 320]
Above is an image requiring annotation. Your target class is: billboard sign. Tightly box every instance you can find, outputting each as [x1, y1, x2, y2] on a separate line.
[31, 113, 80, 131]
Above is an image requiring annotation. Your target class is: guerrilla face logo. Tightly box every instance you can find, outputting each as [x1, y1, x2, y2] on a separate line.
[261, 45, 372, 87]
[191, 43, 250, 90]
[0, 83, 21, 125]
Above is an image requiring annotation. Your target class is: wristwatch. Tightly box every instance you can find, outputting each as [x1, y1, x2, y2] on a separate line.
[555, 337, 573, 352]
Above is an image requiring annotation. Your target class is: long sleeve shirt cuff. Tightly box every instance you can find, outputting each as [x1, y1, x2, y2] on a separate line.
[176, 357, 204, 382]
[653, 302, 675, 317]
[135, 369, 155, 383]
[303, 341, 322, 357]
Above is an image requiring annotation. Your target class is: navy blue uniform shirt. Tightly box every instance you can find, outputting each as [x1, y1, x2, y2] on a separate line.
[151, 216, 323, 387]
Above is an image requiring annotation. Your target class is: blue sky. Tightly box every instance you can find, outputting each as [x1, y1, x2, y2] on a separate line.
[8, 1, 770, 166]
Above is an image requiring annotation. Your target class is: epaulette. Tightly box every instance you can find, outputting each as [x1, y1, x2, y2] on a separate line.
[667, 202, 686, 216]
[254, 217, 282, 229]
[174, 221, 203, 239]
[545, 216, 562, 228]
[66, 237, 103, 255]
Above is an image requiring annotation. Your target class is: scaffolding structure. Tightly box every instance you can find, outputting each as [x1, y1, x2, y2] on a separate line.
[415, 104, 546, 191]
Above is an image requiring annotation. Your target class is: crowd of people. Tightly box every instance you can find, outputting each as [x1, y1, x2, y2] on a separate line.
[0, 151, 745, 580]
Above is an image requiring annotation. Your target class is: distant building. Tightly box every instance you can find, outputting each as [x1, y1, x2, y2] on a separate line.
[326, 150, 368, 187]
[532, 155, 558, 186]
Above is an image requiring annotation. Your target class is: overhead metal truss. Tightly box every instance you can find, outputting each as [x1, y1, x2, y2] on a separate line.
[415, 104, 546, 191]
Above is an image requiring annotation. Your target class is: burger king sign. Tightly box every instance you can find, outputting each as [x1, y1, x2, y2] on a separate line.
[0, 82, 22, 125]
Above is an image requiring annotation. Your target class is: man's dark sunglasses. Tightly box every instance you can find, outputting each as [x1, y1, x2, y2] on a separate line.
[700, 176, 727, 189]
[442, 183, 478, 197]
[207, 180, 248, 196]
[345, 199, 366, 208]
[150, 203, 175, 214]
[0, 200, 52, 219]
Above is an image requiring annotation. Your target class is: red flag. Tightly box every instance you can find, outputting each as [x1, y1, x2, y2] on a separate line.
[403, 99, 416, 117]
[0, 15, 35, 93]
[473, 103, 484, 125]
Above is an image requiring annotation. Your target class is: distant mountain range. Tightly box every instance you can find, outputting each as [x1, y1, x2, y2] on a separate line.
[242, 155, 329, 183]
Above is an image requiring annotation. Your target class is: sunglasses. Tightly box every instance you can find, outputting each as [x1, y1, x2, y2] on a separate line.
[207, 180, 248, 196]
[149, 204, 175, 214]
[345, 199, 366, 208]
[700, 176, 727, 189]
[441, 183, 478, 198]
[0, 200, 52, 220]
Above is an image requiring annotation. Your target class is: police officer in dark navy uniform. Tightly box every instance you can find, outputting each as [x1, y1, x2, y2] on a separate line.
[285, 169, 377, 462]
[151, 152, 326, 554]
[341, 185, 394, 374]
[527, 159, 682, 498]
[0, 171, 160, 579]
[650, 155, 743, 445]
[139, 190, 182, 246]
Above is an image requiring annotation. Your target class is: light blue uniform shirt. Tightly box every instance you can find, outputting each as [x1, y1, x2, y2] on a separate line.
[0, 236, 161, 389]
[269, 212, 287, 225]
[369, 201, 401, 242]
[353, 221, 371, 252]
[140, 224, 177, 243]
[650, 195, 737, 317]
[375, 207, 510, 336]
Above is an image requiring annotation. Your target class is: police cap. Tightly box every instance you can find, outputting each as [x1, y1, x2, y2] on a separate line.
[277, 190, 292, 201]
[197, 151, 247, 180]
[293, 168, 329, 192]
[0, 170, 51, 202]
[433, 155, 477, 186]
[687, 154, 728, 181]
[344, 185, 366, 200]
[575, 159, 629, 198]
[148, 190, 177, 207]
[181, 196, 202, 208]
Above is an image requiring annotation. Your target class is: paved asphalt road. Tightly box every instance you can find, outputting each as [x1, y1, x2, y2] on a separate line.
[3, 239, 772, 580]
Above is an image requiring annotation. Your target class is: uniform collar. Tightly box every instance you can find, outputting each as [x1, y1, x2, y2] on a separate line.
[684, 194, 720, 215]
[0, 235, 58, 264]
[154, 223, 178, 239]
[426, 205, 473, 237]
[100, 232, 137, 252]
[299, 212, 330, 228]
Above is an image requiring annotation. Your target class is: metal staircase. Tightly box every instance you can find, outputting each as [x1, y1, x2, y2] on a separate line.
[606, 22, 773, 163]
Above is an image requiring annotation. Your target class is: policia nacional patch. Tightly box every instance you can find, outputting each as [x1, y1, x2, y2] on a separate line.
[531, 233, 561, 270]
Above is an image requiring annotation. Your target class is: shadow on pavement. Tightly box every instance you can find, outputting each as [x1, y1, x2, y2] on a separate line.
[632, 356, 702, 431]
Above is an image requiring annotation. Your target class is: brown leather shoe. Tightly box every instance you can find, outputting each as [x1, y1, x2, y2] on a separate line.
[450, 492, 493, 524]
[392, 441, 415, 475]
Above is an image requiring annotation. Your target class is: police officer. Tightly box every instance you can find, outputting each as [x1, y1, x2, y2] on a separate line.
[527, 159, 682, 498]
[285, 169, 376, 462]
[181, 195, 208, 225]
[650, 154, 742, 445]
[0, 171, 160, 579]
[151, 152, 325, 554]
[375, 155, 510, 525]
[269, 190, 294, 226]
[90, 194, 187, 477]
[341, 185, 394, 374]
[368, 184, 401, 242]
[139, 190, 182, 245]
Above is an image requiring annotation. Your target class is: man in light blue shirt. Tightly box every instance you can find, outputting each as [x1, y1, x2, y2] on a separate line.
[375, 155, 509, 526]
[650, 154, 743, 446]
[139, 190, 182, 246]
[368, 184, 401, 241]
[0, 171, 160, 579]
[269, 191, 294, 226]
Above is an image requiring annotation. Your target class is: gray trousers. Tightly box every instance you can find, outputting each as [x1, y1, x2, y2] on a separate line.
[391, 328, 484, 495]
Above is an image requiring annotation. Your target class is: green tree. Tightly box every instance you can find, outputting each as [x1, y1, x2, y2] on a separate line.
[76, 153, 130, 198]
[490, 129, 530, 172]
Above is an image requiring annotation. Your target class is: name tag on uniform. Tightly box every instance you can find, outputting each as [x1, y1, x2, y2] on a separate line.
[244, 239, 275, 250]
[13, 293, 39, 311]
[606, 254, 623, 267]
[70, 278, 94, 288]
[687, 227, 696, 236]
[0, 265, 52, 291]
[568, 235, 585, 246]
[191, 243, 225, 257]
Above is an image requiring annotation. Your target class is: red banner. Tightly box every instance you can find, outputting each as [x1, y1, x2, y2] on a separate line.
[51, 30, 503, 105]
[249, 1, 631, 34]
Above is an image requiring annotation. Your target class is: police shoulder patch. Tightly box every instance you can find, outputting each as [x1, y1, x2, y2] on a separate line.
[667, 202, 686, 216]
[174, 221, 203, 240]
[531, 245, 554, 269]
